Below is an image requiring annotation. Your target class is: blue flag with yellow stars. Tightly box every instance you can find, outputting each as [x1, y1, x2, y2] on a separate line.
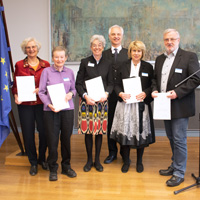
[0, 9, 11, 147]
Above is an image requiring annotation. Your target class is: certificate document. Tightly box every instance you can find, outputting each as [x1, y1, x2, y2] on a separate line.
[153, 93, 171, 120]
[16, 76, 36, 102]
[85, 76, 106, 102]
[47, 83, 69, 111]
[122, 77, 142, 104]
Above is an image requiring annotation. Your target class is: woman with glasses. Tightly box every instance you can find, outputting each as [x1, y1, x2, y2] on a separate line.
[75, 35, 113, 172]
[12, 37, 50, 176]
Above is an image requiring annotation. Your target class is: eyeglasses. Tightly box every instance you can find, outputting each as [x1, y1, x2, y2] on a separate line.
[164, 38, 179, 42]
[25, 45, 37, 50]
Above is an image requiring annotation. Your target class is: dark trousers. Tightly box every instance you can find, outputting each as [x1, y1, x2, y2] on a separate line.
[18, 104, 47, 166]
[44, 110, 74, 172]
[107, 94, 119, 156]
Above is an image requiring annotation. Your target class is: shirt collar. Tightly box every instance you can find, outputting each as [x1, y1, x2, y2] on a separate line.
[111, 45, 122, 54]
[164, 47, 179, 58]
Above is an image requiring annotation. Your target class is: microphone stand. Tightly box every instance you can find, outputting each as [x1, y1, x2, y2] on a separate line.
[174, 113, 200, 194]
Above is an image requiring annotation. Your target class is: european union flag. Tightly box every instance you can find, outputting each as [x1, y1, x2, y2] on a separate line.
[0, 8, 11, 147]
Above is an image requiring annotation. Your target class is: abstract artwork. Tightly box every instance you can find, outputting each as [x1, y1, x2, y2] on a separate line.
[51, 0, 200, 62]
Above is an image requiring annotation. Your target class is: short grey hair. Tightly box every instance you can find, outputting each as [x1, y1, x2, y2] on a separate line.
[163, 28, 180, 38]
[108, 25, 124, 35]
[90, 35, 106, 47]
[52, 46, 67, 57]
[21, 37, 41, 54]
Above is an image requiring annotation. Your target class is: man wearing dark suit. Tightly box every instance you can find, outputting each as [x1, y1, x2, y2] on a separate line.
[152, 28, 200, 187]
[103, 25, 128, 164]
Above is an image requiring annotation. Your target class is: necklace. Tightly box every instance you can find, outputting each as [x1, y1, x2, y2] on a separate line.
[28, 59, 39, 66]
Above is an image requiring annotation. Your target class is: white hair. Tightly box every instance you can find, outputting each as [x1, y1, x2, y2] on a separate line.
[163, 28, 180, 38]
[90, 35, 106, 47]
[108, 25, 124, 35]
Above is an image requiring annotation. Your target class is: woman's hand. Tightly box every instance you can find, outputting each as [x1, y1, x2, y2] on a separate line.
[14, 94, 22, 105]
[119, 92, 131, 103]
[33, 88, 39, 95]
[85, 95, 95, 105]
[136, 92, 146, 102]
[99, 92, 108, 103]
[48, 104, 60, 113]
[65, 92, 73, 102]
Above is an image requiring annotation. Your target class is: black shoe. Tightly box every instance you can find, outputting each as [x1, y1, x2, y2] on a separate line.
[166, 175, 184, 187]
[38, 161, 49, 170]
[49, 172, 57, 181]
[104, 155, 117, 164]
[94, 162, 104, 172]
[83, 163, 93, 172]
[159, 166, 174, 176]
[121, 163, 130, 173]
[61, 168, 77, 178]
[136, 163, 144, 173]
[29, 165, 38, 176]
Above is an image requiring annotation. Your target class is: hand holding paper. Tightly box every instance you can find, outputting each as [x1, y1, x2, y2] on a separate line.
[85, 76, 106, 102]
[47, 83, 70, 112]
[16, 76, 36, 102]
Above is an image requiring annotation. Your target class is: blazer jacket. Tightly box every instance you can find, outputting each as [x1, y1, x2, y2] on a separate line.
[12, 57, 50, 105]
[115, 59, 154, 105]
[103, 48, 128, 102]
[152, 48, 200, 118]
[75, 55, 114, 98]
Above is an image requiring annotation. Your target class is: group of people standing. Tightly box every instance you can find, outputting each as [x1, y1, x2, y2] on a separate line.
[12, 25, 200, 187]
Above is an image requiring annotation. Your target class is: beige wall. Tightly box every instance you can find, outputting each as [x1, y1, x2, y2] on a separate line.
[3, 0, 200, 133]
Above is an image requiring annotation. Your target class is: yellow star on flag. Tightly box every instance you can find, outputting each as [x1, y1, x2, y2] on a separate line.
[1, 57, 6, 65]
[3, 84, 9, 92]
[5, 71, 7, 77]
[1, 95, 3, 101]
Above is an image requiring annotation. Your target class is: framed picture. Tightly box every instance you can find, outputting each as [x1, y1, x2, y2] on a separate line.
[50, 0, 200, 63]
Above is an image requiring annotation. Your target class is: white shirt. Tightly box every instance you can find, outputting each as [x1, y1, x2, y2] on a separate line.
[130, 60, 141, 77]
[161, 48, 178, 92]
[111, 45, 122, 54]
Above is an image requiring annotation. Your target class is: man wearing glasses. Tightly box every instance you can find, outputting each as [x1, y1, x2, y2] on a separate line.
[152, 28, 200, 187]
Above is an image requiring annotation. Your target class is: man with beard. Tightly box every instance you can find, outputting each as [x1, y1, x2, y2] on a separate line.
[152, 28, 200, 187]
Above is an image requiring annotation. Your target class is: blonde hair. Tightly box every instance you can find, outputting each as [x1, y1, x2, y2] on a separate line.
[128, 40, 146, 59]
[52, 46, 67, 57]
[21, 37, 41, 54]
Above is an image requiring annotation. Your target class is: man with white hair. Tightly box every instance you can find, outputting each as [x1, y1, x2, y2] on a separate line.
[152, 28, 200, 187]
[103, 25, 128, 164]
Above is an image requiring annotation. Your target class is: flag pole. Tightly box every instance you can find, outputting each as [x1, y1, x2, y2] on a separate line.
[0, 0, 25, 154]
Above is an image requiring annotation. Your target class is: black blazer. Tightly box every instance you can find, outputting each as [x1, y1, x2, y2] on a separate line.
[115, 59, 154, 104]
[75, 55, 114, 98]
[103, 48, 128, 82]
[152, 48, 200, 118]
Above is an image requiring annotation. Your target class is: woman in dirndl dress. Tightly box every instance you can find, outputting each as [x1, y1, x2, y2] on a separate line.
[110, 40, 155, 173]
[75, 35, 113, 172]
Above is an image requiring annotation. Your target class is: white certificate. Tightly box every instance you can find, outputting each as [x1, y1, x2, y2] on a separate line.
[153, 93, 171, 120]
[16, 76, 36, 102]
[85, 76, 106, 102]
[47, 83, 69, 111]
[122, 77, 142, 104]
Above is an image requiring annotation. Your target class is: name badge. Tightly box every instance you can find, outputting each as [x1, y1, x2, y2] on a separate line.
[64, 77, 70, 81]
[142, 72, 148, 77]
[175, 68, 182, 73]
[88, 62, 95, 67]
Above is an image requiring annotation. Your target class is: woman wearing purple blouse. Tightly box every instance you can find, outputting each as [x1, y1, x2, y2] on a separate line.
[39, 46, 76, 181]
